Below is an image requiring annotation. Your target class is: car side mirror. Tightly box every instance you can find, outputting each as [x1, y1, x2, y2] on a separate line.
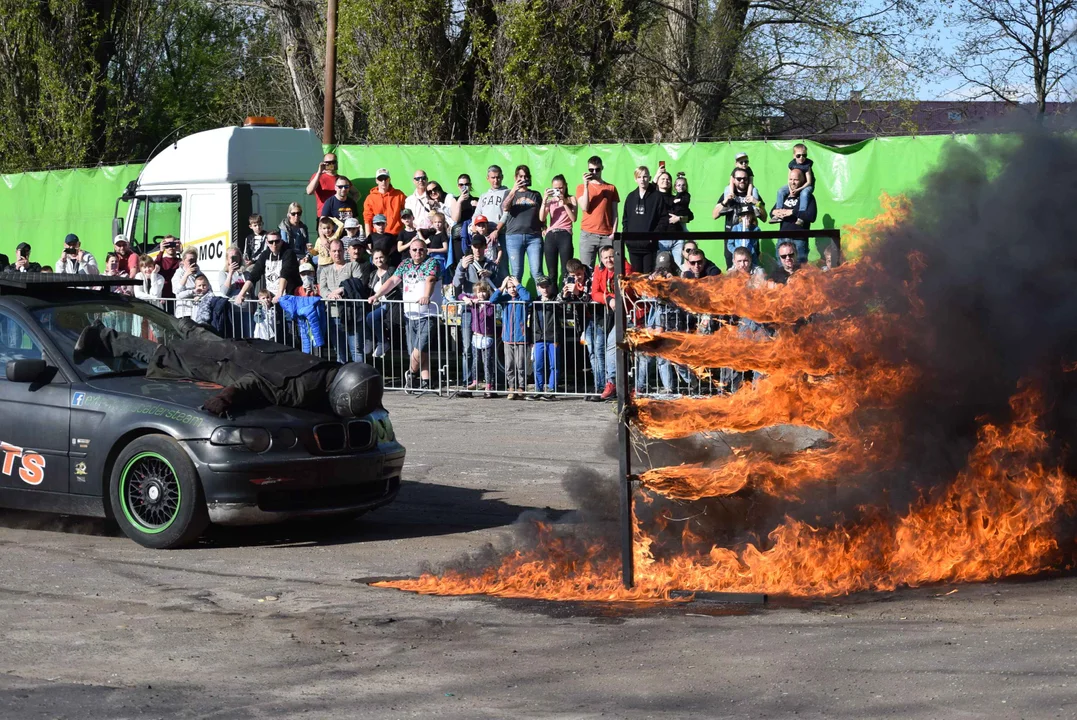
[112, 217, 124, 240]
[6, 359, 47, 383]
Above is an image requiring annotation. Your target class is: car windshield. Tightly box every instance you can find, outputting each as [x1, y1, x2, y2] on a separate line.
[31, 299, 184, 378]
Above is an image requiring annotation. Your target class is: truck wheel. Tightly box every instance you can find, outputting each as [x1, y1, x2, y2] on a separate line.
[109, 435, 209, 549]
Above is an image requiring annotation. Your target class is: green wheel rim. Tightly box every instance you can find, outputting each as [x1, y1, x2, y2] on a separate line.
[119, 451, 181, 534]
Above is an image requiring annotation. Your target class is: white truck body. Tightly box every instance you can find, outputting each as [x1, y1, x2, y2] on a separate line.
[117, 125, 322, 292]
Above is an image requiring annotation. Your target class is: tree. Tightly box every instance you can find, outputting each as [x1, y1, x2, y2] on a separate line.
[946, 0, 1077, 114]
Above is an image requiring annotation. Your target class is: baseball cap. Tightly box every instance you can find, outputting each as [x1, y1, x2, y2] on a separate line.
[344, 217, 360, 229]
[735, 152, 749, 161]
[372, 214, 387, 224]
[64, 233, 79, 245]
[348, 236, 366, 247]
[400, 208, 414, 220]
[655, 251, 675, 272]
[299, 262, 315, 274]
[113, 234, 129, 244]
[375, 168, 390, 180]
[472, 214, 488, 225]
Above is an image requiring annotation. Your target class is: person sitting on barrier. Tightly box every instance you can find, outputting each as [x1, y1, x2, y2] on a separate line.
[531, 276, 561, 401]
[768, 240, 801, 285]
[727, 203, 762, 268]
[714, 167, 765, 269]
[368, 238, 443, 392]
[682, 248, 721, 279]
[770, 168, 817, 264]
[318, 239, 362, 363]
[591, 245, 633, 401]
[452, 234, 500, 396]
[297, 262, 320, 297]
[491, 275, 531, 399]
[312, 216, 341, 268]
[459, 279, 496, 398]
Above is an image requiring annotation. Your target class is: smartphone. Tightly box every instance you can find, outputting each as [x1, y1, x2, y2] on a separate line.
[566, 276, 576, 286]
[659, 160, 666, 172]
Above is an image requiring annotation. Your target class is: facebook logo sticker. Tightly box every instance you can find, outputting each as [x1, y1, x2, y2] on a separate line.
[71, 392, 86, 407]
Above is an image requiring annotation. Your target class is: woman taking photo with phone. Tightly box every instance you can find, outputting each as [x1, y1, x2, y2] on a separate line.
[539, 174, 577, 285]
[501, 164, 544, 280]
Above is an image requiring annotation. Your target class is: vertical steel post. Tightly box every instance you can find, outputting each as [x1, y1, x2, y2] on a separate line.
[322, 0, 338, 144]
[613, 233, 634, 589]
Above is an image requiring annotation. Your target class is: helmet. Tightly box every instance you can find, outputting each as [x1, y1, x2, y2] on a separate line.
[328, 362, 383, 418]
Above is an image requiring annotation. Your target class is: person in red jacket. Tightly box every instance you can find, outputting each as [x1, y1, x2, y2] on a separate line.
[589, 245, 633, 400]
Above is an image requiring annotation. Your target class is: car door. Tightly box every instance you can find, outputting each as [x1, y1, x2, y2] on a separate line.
[0, 310, 70, 493]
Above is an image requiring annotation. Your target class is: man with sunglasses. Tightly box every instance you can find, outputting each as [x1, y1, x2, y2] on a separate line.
[714, 168, 765, 269]
[576, 155, 619, 269]
[320, 176, 360, 225]
[681, 248, 720, 279]
[368, 238, 443, 391]
[233, 230, 302, 304]
[363, 168, 406, 236]
[404, 169, 432, 223]
[306, 153, 339, 215]
[768, 240, 801, 285]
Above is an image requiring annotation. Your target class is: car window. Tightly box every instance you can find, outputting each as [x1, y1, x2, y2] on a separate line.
[0, 311, 43, 374]
[32, 300, 183, 378]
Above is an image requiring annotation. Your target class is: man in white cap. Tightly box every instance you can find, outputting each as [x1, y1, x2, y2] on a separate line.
[342, 217, 365, 250]
[113, 234, 140, 277]
[363, 168, 406, 236]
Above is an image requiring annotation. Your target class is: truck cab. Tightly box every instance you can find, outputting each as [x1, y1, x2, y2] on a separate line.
[114, 123, 323, 292]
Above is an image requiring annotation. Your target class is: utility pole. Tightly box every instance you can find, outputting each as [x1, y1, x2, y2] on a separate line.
[322, 0, 338, 144]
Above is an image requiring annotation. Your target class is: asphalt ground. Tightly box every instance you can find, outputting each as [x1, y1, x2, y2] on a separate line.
[1, 394, 1076, 719]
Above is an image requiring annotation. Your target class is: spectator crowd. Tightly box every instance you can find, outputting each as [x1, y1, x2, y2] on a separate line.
[0, 146, 838, 400]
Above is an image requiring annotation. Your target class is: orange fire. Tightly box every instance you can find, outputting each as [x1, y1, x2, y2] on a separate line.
[377, 194, 1075, 602]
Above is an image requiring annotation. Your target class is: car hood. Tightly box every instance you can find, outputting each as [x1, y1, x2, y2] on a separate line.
[84, 376, 339, 427]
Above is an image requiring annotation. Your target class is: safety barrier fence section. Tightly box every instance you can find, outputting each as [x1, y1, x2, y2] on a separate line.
[124, 295, 747, 399]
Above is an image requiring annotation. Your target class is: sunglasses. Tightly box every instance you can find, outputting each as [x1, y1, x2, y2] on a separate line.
[377, 175, 389, 180]
[688, 260, 704, 265]
[323, 159, 337, 164]
[795, 154, 807, 158]
[458, 182, 469, 186]
[588, 167, 600, 172]
[414, 175, 427, 182]
[336, 184, 350, 189]
[737, 158, 749, 163]
[410, 248, 425, 253]
[779, 253, 795, 260]
[289, 211, 302, 216]
[267, 238, 282, 244]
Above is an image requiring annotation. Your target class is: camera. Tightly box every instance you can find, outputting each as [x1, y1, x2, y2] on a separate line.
[64, 247, 77, 255]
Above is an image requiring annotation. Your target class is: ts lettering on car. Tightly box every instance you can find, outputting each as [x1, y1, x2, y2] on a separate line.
[0, 441, 46, 485]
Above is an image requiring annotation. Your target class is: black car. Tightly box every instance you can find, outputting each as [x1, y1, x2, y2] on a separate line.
[0, 274, 405, 548]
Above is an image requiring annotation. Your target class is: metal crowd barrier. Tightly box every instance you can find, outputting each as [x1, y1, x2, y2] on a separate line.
[122, 294, 762, 399]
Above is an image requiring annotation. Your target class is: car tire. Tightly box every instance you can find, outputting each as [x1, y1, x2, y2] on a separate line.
[109, 435, 209, 549]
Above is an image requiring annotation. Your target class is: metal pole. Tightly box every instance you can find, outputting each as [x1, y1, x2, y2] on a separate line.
[322, 0, 338, 144]
[613, 232, 634, 589]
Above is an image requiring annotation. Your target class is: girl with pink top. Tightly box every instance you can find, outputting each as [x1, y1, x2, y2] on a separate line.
[539, 174, 578, 285]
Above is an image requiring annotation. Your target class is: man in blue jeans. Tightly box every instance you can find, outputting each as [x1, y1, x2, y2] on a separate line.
[590, 245, 632, 401]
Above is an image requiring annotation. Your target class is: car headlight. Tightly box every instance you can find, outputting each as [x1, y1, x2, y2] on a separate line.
[210, 426, 272, 453]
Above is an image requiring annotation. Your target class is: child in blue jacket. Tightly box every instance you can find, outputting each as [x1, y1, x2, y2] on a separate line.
[490, 276, 531, 399]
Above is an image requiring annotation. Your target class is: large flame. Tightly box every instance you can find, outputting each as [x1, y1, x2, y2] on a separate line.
[377, 192, 1076, 602]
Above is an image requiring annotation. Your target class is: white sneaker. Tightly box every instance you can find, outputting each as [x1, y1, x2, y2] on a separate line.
[373, 343, 385, 358]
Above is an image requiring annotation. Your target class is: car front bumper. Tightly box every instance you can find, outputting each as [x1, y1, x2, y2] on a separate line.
[181, 439, 406, 526]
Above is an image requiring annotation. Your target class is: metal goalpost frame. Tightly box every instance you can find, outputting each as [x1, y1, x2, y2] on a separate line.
[611, 227, 841, 591]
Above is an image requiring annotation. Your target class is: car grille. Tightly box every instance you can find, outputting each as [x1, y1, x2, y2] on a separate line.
[313, 423, 346, 452]
[347, 420, 373, 450]
[257, 478, 397, 512]
[311, 421, 375, 453]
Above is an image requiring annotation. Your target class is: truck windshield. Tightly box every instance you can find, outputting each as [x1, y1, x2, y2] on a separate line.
[130, 195, 182, 254]
[32, 300, 183, 379]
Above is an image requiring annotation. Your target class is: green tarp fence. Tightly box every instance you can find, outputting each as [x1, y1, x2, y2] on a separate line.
[1, 135, 971, 267]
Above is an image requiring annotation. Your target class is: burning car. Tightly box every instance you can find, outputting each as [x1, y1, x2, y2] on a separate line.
[0, 274, 405, 549]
